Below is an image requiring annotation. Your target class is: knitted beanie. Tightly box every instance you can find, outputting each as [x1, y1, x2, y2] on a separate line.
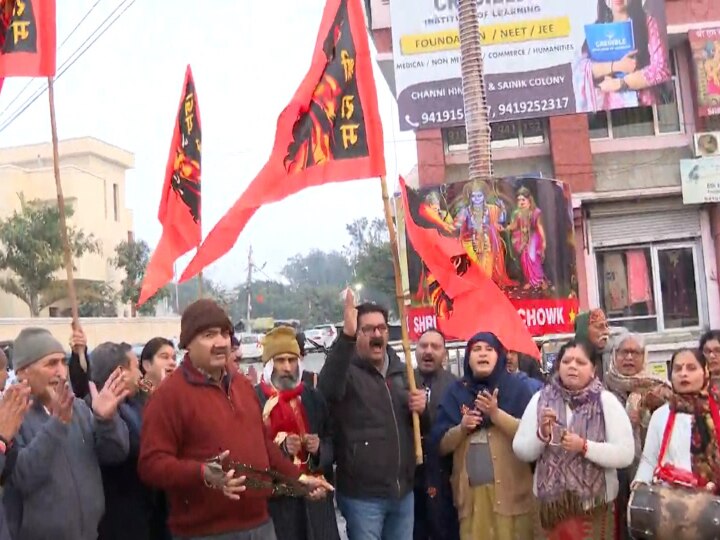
[13, 328, 65, 371]
[262, 325, 300, 363]
[179, 299, 233, 349]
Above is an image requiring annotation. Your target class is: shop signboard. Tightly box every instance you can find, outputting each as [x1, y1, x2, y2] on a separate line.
[390, 0, 672, 131]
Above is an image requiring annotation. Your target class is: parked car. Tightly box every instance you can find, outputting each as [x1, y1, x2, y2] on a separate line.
[239, 333, 264, 361]
[305, 324, 338, 350]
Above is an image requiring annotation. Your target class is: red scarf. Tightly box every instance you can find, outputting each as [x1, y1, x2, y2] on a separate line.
[259, 380, 310, 471]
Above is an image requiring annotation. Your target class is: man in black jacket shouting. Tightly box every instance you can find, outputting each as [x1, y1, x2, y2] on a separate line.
[319, 289, 426, 540]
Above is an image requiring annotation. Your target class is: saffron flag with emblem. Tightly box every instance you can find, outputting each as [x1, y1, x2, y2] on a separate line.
[400, 177, 539, 359]
[137, 65, 201, 307]
[179, 0, 384, 282]
[0, 0, 56, 81]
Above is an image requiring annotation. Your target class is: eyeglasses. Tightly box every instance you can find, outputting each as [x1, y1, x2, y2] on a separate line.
[703, 347, 720, 357]
[359, 324, 388, 336]
[617, 349, 643, 357]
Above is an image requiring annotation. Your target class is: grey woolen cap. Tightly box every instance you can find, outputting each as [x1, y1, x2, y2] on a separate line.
[13, 328, 65, 371]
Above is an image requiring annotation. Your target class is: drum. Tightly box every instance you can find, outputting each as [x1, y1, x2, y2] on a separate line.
[628, 482, 720, 539]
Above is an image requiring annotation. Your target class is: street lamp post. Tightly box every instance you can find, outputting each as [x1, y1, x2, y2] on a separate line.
[353, 283, 363, 303]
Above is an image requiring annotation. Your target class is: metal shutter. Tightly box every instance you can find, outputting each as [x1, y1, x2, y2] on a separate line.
[589, 198, 701, 247]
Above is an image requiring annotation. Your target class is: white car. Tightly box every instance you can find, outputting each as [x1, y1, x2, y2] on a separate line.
[305, 325, 338, 350]
[239, 333, 264, 361]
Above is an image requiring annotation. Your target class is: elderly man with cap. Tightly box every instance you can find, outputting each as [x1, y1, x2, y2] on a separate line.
[4, 327, 130, 540]
[255, 326, 339, 540]
[139, 299, 333, 540]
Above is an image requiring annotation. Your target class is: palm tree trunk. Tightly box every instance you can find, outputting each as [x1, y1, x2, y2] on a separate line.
[458, 0, 493, 182]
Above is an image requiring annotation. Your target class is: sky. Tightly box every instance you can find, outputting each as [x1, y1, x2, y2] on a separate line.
[0, 0, 417, 286]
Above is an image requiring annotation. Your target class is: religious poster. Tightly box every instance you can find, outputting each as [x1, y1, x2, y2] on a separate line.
[689, 27, 720, 117]
[403, 175, 579, 339]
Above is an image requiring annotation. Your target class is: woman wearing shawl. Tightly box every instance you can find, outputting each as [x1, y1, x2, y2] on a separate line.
[432, 332, 537, 540]
[635, 348, 720, 493]
[513, 339, 634, 540]
[605, 334, 672, 463]
[604, 333, 671, 539]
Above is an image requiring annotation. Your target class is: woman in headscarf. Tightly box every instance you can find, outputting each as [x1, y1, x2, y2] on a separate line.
[635, 348, 720, 492]
[432, 332, 537, 540]
[513, 339, 634, 540]
[604, 333, 671, 539]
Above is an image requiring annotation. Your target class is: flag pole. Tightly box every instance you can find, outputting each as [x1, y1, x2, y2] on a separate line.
[198, 270, 203, 299]
[48, 77, 87, 370]
[380, 175, 423, 465]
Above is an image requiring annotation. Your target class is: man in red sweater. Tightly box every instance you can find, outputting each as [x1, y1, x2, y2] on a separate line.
[139, 299, 331, 539]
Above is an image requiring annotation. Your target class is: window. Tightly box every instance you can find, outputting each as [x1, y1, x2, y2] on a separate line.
[112, 183, 119, 222]
[588, 51, 682, 139]
[443, 118, 548, 152]
[596, 242, 702, 333]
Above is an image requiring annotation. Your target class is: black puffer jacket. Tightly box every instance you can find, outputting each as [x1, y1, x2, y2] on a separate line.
[318, 333, 415, 499]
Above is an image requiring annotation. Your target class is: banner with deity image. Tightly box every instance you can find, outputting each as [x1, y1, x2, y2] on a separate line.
[690, 27, 720, 117]
[404, 175, 579, 339]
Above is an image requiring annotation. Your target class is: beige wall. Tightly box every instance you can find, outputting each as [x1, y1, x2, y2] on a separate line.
[0, 317, 181, 348]
[593, 146, 693, 192]
[0, 138, 135, 317]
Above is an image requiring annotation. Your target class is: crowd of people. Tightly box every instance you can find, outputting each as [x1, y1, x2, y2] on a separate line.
[0, 294, 715, 539]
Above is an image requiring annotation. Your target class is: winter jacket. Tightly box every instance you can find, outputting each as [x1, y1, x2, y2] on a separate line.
[4, 399, 130, 540]
[318, 333, 416, 499]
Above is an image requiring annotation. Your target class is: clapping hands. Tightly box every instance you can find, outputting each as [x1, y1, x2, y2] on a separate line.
[89, 368, 130, 421]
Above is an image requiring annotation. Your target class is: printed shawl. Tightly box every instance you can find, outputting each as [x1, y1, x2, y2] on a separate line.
[604, 357, 671, 464]
[669, 383, 720, 489]
[535, 375, 607, 529]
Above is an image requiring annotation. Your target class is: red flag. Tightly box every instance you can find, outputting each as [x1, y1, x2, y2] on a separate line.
[137, 65, 201, 306]
[399, 177, 538, 359]
[179, 0, 385, 282]
[0, 0, 56, 77]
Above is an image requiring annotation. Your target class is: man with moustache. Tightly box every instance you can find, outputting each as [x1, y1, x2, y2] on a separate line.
[573, 308, 612, 379]
[319, 290, 427, 540]
[254, 326, 339, 540]
[139, 299, 332, 540]
[413, 329, 458, 540]
[4, 328, 130, 540]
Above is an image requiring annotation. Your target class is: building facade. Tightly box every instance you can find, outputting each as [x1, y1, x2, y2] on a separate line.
[368, 0, 720, 365]
[0, 137, 134, 317]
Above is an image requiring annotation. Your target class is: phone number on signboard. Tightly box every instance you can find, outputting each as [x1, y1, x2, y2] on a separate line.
[493, 97, 571, 117]
[418, 97, 571, 126]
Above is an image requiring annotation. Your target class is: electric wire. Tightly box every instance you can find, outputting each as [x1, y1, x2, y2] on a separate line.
[0, 0, 105, 120]
[0, 0, 136, 134]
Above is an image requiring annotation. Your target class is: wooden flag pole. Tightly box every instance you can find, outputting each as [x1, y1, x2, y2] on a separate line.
[198, 270, 203, 299]
[48, 77, 87, 371]
[380, 175, 423, 465]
